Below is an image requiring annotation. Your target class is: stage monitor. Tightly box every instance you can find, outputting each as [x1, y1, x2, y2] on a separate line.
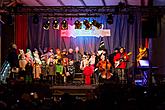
[139, 60, 149, 67]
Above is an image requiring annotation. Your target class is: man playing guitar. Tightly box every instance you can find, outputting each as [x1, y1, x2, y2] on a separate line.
[114, 47, 129, 83]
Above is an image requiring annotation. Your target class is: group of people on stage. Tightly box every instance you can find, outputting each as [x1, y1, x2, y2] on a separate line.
[6, 43, 131, 85]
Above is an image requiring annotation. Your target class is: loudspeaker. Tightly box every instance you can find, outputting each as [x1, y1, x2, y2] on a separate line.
[142, 16, 157, 38]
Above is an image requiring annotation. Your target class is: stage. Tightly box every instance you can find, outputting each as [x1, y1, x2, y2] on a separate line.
[50, 84, 99, 97]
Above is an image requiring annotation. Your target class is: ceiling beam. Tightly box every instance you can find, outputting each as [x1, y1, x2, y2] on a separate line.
[35, 0, 45, 6]
[57, 0, 65, 6]
[101, 0, 106, 6]
[79, 0, 86, 6]
[5, 6, 165, 16]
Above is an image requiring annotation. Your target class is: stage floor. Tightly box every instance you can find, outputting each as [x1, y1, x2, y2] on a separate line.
[50, 84, 99, 96]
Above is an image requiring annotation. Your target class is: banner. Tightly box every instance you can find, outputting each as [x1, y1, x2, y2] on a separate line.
[61, 24, 111, 37]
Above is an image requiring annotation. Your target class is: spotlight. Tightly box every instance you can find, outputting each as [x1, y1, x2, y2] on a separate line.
[128, 13, 134, 24]
[115, 2, 126, 13]
[83, 19, 91, 30]
[32, 14, 39, 24]
[107, 14, 113, 25]
[61, 20, 68, 30]
[118, 2, 126, 10]
[43, 20, 50, 30]
[74, 20, 82, 29]
[92, 20, 102, 29]
[52, 19, 59, 29]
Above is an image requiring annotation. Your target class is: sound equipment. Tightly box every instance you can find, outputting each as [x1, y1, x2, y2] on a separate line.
[142, 16, 157, 38]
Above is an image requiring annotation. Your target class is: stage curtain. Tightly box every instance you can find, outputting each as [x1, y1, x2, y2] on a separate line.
[28, 17, 102, 54]
[15, 15, 28, 52]
[28, 14, 143, 68]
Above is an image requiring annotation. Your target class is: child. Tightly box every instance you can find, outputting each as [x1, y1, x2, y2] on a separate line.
[66, 60, 75, 84]
[55, 59, 64, 85]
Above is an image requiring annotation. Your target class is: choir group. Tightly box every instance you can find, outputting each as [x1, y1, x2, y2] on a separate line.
[7, 43, 130, 85]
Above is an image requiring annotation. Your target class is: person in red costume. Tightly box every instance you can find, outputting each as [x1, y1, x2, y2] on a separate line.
[114, 47, 129, 83]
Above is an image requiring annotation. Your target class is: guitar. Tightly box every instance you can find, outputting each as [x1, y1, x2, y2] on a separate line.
[114, 52, 132, 68]
[136, 48, 147, 61]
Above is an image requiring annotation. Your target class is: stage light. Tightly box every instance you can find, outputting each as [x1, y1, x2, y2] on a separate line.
[107, 14, 113, 25]
[32, 14, 39, 24]
[83, 19, 91, 30]
[118, 2, 126, 10]
[128, 13, 134, 24]
[61, 20, 68, 30]
[43, 20, 50, 30]
[92, 20, 97, 26]
[52, 19, 59, 29]
[74, 20, 82, 29]
[92, 20, 102, 29]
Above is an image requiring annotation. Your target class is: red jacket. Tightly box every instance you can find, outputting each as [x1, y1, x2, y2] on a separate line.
[114, 52, 129, 69]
